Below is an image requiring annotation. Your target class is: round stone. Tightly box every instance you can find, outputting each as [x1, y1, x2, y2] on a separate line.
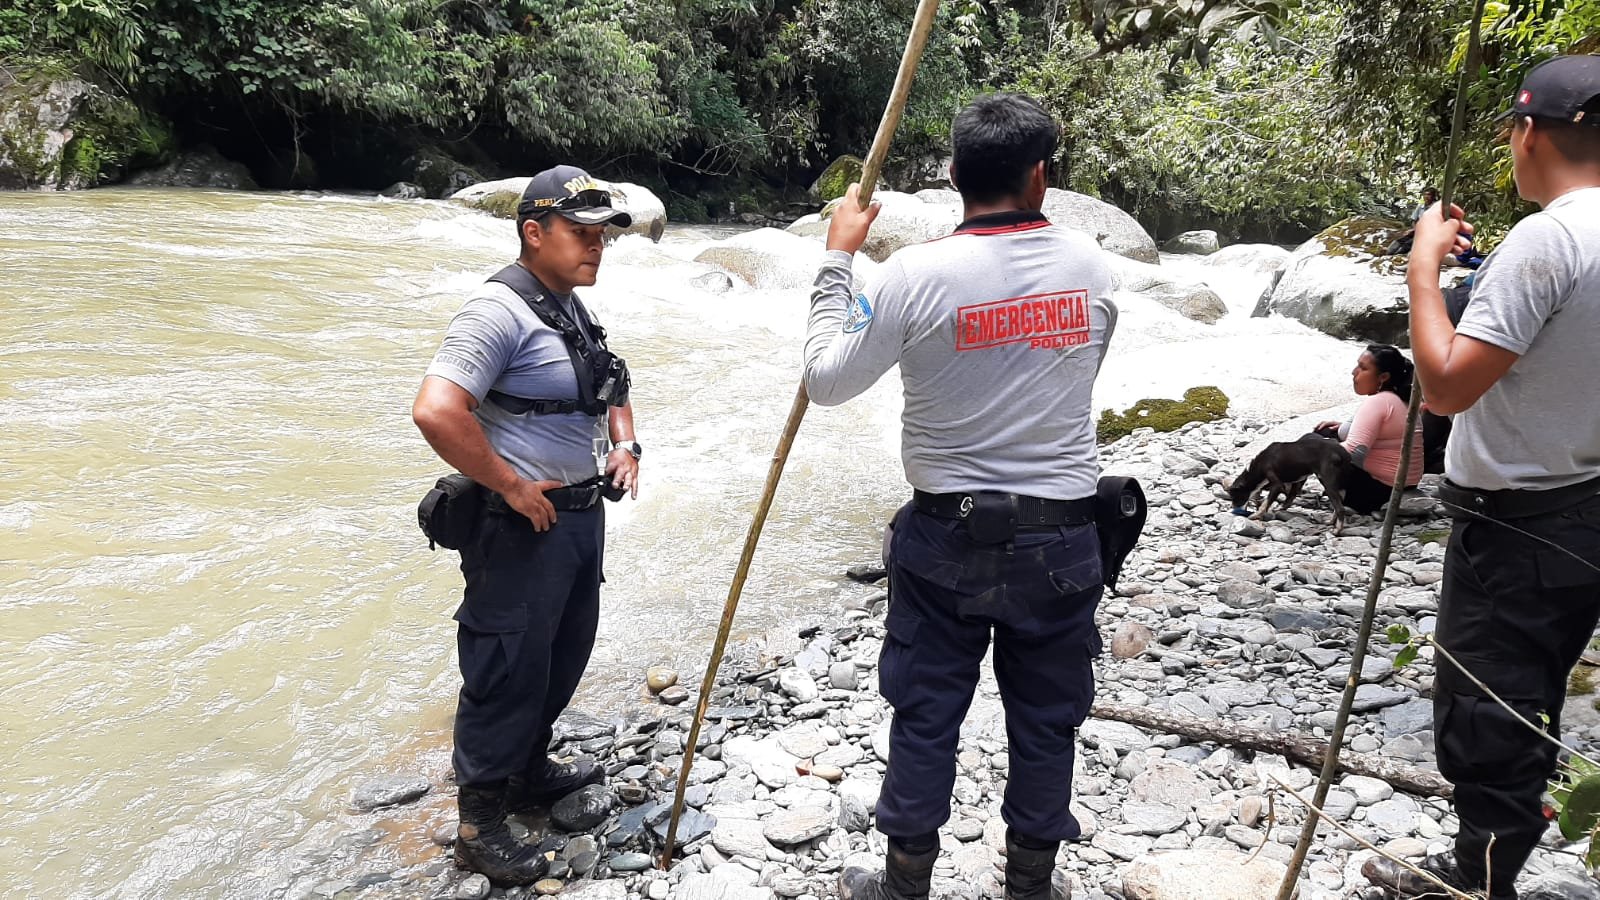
[647, 667, 679, 694]
[455, 874, 492, 900]
[809, 764, 843, 783]
[535, 878, 565, 895]
[659, 685, 691, 706]
[610, 851, 654, 872]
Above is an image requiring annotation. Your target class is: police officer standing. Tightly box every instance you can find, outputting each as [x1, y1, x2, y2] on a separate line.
[413, 166, 643, 886]
[804, 94, 1117, 900]
[1362, 57, 1600, 900]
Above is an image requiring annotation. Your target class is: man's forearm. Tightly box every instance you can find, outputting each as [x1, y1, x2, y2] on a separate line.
[418, 407, 523, 495]
[609, 402, 635, 442]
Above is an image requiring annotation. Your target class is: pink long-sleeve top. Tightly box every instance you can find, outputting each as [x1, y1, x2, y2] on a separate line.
[1343, 391, 1424, 487]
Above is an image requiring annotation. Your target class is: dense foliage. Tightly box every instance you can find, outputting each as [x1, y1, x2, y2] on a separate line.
[2, 0, 1595, 234]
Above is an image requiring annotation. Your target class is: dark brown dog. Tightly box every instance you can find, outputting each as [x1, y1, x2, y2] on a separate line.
[1227, 435, 1353, 532]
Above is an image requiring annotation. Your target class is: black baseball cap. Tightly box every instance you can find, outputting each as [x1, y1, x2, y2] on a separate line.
[1498, 55, 1600, 125]
[516, 165, 633, 227]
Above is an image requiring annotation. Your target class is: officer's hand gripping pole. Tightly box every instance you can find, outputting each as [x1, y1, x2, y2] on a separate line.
[657, 0, 944, 868]
[1273, 1, 1488, 895]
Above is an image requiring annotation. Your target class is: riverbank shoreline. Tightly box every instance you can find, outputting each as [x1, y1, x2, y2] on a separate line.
[311, 414, 1600, 900]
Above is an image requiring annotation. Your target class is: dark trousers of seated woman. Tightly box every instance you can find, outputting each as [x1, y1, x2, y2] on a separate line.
[1342, 465, 1397, 515]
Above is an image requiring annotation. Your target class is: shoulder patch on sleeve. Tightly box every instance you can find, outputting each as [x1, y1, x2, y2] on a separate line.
[842, 292, 874, 333]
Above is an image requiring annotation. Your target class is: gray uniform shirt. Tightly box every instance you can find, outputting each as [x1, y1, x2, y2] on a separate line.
[425, 280, 607, 485]
[1447, 186, 1600, 491]
[805, 214, 1117, 500]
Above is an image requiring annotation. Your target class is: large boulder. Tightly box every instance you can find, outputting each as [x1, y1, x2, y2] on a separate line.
[451, 177, 667, 242]
[911, 188, 1159, 263]
[405, 147, 485, 199]
[1259, 216, 1462, 347]
[126, 146, 257, 190]
[785, 213, 827, 240]
[1202, 243, 1291, 277]
[1163, 230, 1220, 255]
[857, 191, 959, 262]
[1107, 254, 1228, 324]
[608, 181, 668, 242]
[694, 227, 877, 292]
[1042, 188, 1160, 263]
[1, 74, 172, 190]
[807, 190, 959, 262]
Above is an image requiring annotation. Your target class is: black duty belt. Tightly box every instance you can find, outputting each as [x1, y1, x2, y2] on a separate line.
[913, 489, 1095, 527]
[485, 478, 608, 514]
[1439, 474, 1600, 522]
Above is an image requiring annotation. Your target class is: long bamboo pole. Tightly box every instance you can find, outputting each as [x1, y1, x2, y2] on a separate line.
[656, 0, 944, 867]
[1273, 2, 1489, 895]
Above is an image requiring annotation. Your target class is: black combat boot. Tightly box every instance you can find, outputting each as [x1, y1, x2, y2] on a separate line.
[839, 837, 939, 900]
[454, 782, 549, 886]
[1005, 830, 1069, 900]
[1361, 852, 1507, 900]
[506, 756, 604, 814]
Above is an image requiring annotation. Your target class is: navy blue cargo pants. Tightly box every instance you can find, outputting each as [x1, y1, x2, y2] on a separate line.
[1434, 493, 1600, 898]
[876, 504, 1103, 842]
[452, 505, 604, 788]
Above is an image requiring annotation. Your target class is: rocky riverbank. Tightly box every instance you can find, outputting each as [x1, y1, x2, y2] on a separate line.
[316, 416, 1600, 900]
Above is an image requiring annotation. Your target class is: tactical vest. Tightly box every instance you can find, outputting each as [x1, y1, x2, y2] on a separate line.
[485, 264, 629, 416]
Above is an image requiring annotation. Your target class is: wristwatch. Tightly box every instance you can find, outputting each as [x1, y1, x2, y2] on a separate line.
[613, 440, 643, 460]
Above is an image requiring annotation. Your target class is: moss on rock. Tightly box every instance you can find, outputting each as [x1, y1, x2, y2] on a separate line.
[1312, 215, 1406, 259]
[813, 155, 864, 203]
[470, 190, 521, 219]
[1, 70, 173, 188]
[1097, 386, 1230, 444]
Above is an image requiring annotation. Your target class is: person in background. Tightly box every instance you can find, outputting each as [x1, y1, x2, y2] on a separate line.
[1312, 344, 1424, 514]
[1411, 186, 1441, 222]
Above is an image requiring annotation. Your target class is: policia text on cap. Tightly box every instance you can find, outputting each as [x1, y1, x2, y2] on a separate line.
[412, 166, 642, 887]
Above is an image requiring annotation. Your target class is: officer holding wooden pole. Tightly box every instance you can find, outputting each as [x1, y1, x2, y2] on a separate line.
[1362, 56, 1600, 900]
[805, 93, 1117, 900]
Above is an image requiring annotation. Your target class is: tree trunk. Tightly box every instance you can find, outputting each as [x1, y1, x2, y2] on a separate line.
[1091, 702, 1454, 799]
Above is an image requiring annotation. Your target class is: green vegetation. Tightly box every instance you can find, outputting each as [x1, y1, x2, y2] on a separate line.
[1097, 386, 1229, 444]
[1, 0, 1595, 232]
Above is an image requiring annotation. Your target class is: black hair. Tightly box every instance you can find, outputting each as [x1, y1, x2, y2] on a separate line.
[1541, 118, 1600, 165]
[1421, 186, 1439, 199]
[1365, 344, 1414, 398]
[950, 93, 1060, 204]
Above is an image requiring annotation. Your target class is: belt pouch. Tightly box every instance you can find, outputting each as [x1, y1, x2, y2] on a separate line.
[1094, 476, 1148, 590]
[418, 473, 484, 550]
[964, 492, 1019, 544]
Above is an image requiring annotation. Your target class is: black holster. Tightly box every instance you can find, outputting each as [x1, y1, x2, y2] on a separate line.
[1093, 476, 1147, 591]
[418, 473, 484, 550]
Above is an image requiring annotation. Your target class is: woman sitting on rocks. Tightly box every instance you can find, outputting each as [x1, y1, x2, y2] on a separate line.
[1314, 344, 1424, 514]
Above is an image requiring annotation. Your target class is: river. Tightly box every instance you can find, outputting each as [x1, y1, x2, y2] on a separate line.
[0, 188, 1356, 898]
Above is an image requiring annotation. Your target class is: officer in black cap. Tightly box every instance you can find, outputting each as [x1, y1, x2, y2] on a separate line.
[1363, 56, 1600, 900]
[413, 166, 643, 886]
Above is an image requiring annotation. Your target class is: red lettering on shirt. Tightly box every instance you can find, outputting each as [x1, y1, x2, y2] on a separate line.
[956, 290, 1092, 352]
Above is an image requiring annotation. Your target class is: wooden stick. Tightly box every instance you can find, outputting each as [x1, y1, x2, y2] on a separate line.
[1092, 703, 1455, 798]
[658, 0, 945, 866]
